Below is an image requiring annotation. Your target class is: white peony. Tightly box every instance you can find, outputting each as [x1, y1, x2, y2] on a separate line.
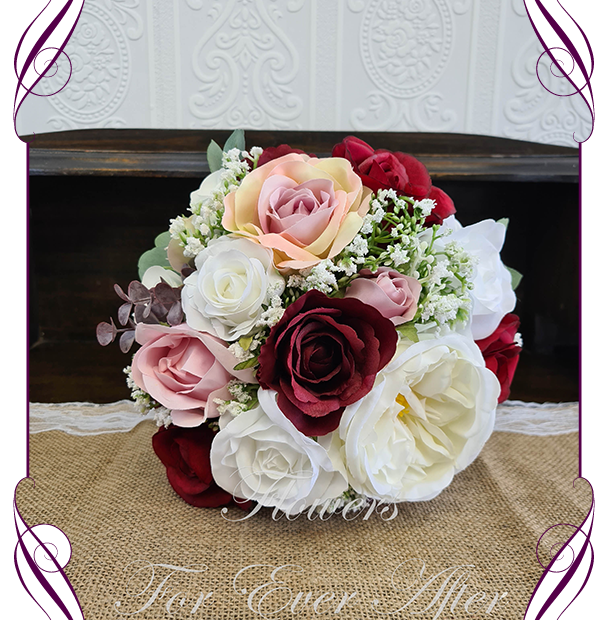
[441, 216, 516, 340]
[210, 389, 348, 515]
[321, 334, 500, 502]
[181, 236, 285, 341]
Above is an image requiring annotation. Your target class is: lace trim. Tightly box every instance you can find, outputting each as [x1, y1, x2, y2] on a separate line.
[28, 400, 579, 437]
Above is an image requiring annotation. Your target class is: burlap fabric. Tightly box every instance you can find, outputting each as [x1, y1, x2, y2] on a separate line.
[17, 422, 588, 620]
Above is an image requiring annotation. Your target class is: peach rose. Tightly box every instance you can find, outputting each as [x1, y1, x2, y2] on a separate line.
[344, 268, 421, 325]
[222, 154, 371, 271]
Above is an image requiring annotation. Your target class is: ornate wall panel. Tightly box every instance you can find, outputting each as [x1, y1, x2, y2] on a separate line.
[16, 0, 589, 146]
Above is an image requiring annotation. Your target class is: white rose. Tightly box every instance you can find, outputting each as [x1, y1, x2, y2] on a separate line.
[441, 216, 516, 340]
[181, 236, 285, 341]
[190, 169, 223, 211]
[321, 334, 500, 502]
[210, 389, 348, 515]
[141, 265, 182, 289]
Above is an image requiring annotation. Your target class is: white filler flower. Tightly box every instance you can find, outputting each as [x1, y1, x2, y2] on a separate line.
[441, 216, 516, 340]
[182, 236, 285, 341]
[322, 334, 500, 502]
[210, 389, 348, 515]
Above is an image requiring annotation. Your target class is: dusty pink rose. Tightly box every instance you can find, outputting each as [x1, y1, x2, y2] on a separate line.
[131, 323, 255, 427]
[222, 153, 371, 271]
[344, 268, 422, 325]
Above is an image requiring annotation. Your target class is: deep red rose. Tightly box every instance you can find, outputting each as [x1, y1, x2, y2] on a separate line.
[257, 290, 398, 437]
[332, 136, 454, 225]
[475, 313, 522, 404]
[153, 424, 240, 508]
[257, 144, 313, 167]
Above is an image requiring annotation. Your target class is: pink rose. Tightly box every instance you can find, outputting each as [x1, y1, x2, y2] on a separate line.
[131, 323, 255, 427]
[222, 153, 371, 271]
[344, 268, 422, 325]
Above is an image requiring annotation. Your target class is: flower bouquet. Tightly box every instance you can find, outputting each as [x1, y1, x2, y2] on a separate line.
[97, 132, 522, 516]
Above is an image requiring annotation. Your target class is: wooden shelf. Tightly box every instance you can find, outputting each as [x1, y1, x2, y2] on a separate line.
[26, 129, 579, 182]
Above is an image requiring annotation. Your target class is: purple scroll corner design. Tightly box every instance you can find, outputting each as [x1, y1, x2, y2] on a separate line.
[13, 477, 85, 620]
[30, 47, 73, 97]
[13, 0, 85, 143]
[524, 477, 594, 620]
[523, 0, 595, 144]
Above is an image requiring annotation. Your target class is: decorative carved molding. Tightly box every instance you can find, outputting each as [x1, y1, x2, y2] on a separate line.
[41, 3, 131, 124]
[187, 0, 305, 129]
[360, 0, 453, 99]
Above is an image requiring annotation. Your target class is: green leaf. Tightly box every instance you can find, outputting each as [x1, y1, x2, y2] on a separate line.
[507, 266, 523, 291]
[238, 335, 254, 351]
[396, 322, 419, 343]
[207, 139, 224, 172]
[234, 357, 258, 371]
[497, 217, 509, 230]
[223, 128, 245, 153]
[137, 232, 173, 280]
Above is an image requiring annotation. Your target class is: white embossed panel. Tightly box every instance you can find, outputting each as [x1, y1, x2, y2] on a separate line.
[16, 0, 588, 147]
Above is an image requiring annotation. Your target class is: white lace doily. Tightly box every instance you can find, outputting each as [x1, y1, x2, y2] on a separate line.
[28, 400, 579, 437]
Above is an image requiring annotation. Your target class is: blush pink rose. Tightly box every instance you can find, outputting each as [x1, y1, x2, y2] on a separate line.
[222, 153, 371, 271]
[131, 323, 255, 427]
[344, 268, 422, 325]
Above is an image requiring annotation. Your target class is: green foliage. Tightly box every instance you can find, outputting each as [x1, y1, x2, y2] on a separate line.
[234, 356, 258, 371]
[206, 139, 224, 173]
[137, 232, 172, 280]
[206, 129, 246, 173]
[396, 322, 419, 343]
[224, 128, 246, 152]
[506, 266, 523, 291]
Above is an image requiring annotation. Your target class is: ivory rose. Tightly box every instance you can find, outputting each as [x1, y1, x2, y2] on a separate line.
[210, 389, 348, 515]
[344, 268, 421, 325]
[181, 236, 285, 341]
[322, 334, 500, 502]
[222, 153, 371, 271]
[131, 323, 255, 428]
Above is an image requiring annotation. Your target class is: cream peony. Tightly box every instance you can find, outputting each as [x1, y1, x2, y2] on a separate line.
[222, 153, 371, 271]
[210, 389, 348, 515]
[321, 334, 500, 502]
[441, 216, 516, 340]
[181, 236, 285, 341]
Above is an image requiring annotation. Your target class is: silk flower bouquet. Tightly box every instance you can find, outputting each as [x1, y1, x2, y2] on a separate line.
[97, 132, 522, 516]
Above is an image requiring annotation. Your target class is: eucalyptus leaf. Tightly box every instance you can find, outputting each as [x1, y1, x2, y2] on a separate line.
[506, 266, 523, 291]
[207, 139, 224, 172]
[497, 217, 509, 230]
[137, 232, 173, 280]
[223, 128, 245, 153]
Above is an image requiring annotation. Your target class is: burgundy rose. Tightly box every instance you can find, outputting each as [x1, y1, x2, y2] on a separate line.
[257, 144, 313, 167]
[153, 424, 240, 508]
[332, 136, 455, 225]
[257, 290, 398, 436]
[475, 313, 522, 404]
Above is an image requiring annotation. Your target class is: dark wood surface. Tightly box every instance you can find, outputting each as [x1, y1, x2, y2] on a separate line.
[28, 130, 579, 404]
[26, 129, 579, 182]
